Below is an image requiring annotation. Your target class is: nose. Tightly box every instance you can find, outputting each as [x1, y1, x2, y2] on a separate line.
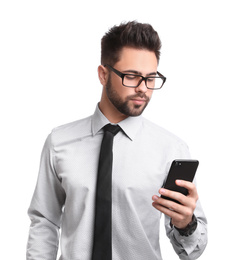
[135, 78, 148, 93]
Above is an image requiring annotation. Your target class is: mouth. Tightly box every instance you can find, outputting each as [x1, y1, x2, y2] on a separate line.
[131, 98, 147, 105]
[131, 97, 147, 105]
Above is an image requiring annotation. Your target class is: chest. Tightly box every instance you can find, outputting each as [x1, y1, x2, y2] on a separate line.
[54, 133, 175, 200]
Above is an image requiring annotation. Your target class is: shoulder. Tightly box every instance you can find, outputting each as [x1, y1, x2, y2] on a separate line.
[141, 117, 189, 150]
[49, 115, 93, 147]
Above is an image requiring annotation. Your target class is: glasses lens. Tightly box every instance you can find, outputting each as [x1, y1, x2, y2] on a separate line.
[123, 75, 164, 89]
[147, 77, 163, 89]
[123, 75, 142, 88]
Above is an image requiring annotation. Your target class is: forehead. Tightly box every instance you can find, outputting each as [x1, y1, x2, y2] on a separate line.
[115, 47, 158, 73]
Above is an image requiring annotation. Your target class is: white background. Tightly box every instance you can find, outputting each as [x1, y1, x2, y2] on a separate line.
[1, 0, 232, 259]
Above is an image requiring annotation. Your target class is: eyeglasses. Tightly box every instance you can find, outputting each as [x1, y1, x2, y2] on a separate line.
[104, 64, 166, 90]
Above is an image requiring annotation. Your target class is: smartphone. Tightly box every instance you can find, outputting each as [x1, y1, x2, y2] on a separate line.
[161, 159, 199, 204]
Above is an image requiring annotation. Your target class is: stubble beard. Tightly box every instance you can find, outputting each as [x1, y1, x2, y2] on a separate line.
[106, 77, 150, 117]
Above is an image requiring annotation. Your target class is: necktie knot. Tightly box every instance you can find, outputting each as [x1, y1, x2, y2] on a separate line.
[104, 124, 121, 136]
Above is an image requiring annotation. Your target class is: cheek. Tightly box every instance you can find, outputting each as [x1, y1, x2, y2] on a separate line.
[121, 87, 135, 97]
[111, 79, 135, 97]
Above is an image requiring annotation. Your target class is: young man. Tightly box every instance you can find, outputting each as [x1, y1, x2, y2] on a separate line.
[27, 21, 207, 260]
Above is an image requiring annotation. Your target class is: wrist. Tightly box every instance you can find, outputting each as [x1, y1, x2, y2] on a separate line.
[171, 215, 198, 237]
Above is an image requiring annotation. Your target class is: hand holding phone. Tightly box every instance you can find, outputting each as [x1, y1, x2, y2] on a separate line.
[161, 160, 199, 204]
[152, 159, 199, 230]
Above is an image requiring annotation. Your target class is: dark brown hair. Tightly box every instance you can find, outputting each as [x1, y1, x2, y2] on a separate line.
[101, 21, 162, 66]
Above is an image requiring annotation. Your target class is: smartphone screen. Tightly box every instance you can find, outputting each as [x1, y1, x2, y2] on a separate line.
[161, 160, 199, 204]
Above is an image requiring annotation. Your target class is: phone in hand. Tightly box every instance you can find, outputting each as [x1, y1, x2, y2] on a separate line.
[161, 159, 199, 204]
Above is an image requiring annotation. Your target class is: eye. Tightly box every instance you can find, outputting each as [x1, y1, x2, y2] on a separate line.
[147, 77, 156, 82]
[125, 75, 137, 80]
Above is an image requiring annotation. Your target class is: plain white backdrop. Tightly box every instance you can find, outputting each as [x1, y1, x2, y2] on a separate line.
[1, 0, 232, 259]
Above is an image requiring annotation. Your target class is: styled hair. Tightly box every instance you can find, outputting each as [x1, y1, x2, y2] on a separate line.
[101, 21, 162, 66]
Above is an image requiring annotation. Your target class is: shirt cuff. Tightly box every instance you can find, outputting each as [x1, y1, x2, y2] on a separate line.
[173, 222, 201, 255]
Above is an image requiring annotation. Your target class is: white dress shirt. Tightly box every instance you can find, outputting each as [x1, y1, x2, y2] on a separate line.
[27, 105, 207, 260]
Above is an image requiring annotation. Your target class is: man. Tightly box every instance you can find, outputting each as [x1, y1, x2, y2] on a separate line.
[27, 21, 207, 259]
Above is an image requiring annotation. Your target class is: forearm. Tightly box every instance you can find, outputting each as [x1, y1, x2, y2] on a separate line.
[166, 201, 208, 259]
[27, 210, 60, 260]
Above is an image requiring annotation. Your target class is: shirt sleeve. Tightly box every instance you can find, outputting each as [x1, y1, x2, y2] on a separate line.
[26, 133, 66, 260]
[164, 142, 208, 259]
[165, 197, 208, 260]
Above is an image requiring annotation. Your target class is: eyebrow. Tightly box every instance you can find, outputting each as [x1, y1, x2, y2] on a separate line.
[122, 70, 157, 76]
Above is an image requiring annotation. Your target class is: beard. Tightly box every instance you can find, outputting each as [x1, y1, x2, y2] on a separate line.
[106, 76, 150, 117]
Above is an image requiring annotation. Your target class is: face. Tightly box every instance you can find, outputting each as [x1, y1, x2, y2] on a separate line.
[104, 47, 158, 117]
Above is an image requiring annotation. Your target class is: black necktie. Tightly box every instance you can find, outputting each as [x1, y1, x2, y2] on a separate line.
[92, 124, 121, 260]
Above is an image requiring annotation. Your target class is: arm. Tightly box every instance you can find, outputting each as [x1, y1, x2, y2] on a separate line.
[152, 180, 207, 259]
[27, 134, 66, 260]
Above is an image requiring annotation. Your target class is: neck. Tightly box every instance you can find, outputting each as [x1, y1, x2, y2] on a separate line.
[99, 91, 128, 124]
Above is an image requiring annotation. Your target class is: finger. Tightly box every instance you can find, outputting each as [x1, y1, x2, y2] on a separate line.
[152, 199, 182, 219]
[159, 188, 188, 205]
[152, 195, 185, 214]
[175, 180, 194, 190]
[175, 180, 198, 199]
[152, 196, 195, 227]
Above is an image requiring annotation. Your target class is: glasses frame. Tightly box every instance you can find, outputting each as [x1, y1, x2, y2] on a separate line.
[104, 64, 166, 90]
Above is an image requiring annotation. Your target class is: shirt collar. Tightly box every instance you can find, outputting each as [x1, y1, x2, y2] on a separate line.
[91, 104, 110, 136]
[91, 104, 143, 141]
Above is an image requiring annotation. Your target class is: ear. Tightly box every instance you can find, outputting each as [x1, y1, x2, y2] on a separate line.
[98, 65, 109, 86]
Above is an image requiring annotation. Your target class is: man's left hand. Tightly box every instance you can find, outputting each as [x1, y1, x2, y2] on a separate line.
[152, 180, 198, 229]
